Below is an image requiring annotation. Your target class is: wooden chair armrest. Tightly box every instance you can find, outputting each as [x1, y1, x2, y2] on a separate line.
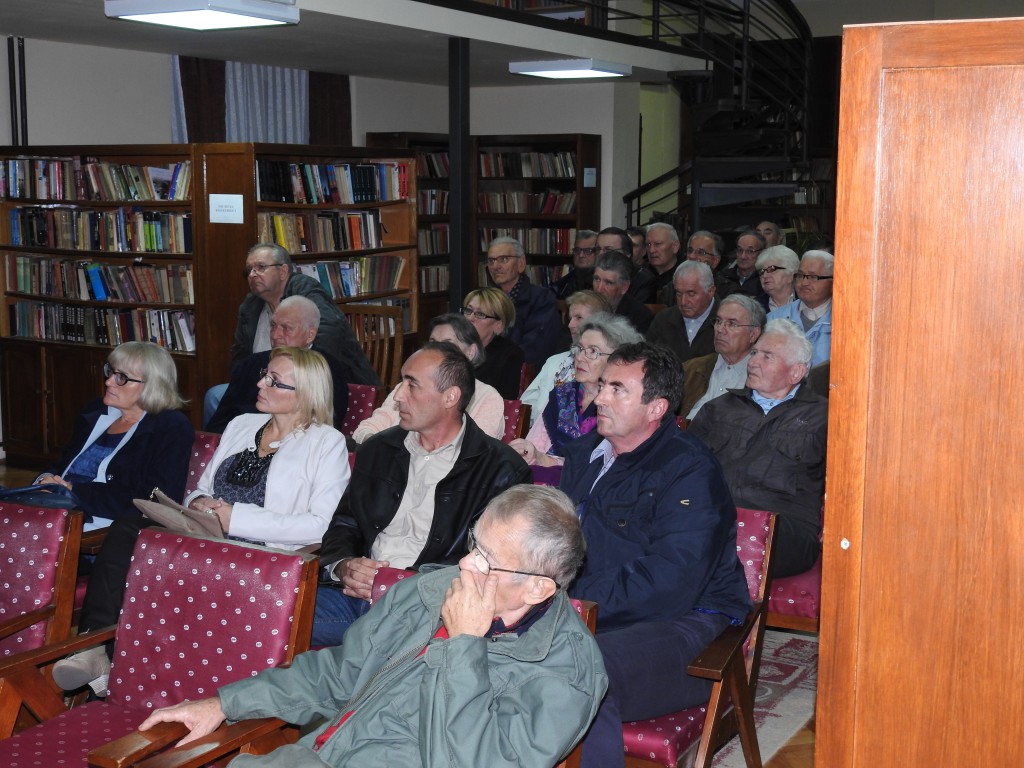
[80, 526, 110, 556]
[132, 718, 294, 768]
[88, 721, 190, 768]
[295, 543, 321, 556]
[0, 625, 116, 675]
[0, 606, 56, 640]
[686, 603, 763, 681]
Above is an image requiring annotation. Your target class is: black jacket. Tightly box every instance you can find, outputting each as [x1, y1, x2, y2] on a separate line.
[318, 416, 531, 579]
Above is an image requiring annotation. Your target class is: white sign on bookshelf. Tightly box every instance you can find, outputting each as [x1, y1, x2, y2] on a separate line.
[209, 194, 244, 224]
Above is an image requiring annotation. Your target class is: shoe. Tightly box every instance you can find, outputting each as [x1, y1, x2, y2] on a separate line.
[51, 646, 111, 691]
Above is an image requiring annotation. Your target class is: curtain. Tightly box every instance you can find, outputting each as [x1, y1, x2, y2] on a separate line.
[225, 61, 308, 143]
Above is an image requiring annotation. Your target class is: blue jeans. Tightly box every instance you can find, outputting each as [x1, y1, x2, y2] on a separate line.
[310, 586, 372, 647]
[580, 611, 731, 768]
[203, 383, 229, 428]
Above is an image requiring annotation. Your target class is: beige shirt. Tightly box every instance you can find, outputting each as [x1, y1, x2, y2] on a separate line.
[368, 418, 467, 568]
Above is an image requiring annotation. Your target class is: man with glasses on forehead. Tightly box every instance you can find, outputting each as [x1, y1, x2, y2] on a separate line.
[551, 229, 598, 299]
[767, 249, 834, 365]
[140, 484, 606, 767]
[558, 341, 750, 768]
[311, 342, 531, 646]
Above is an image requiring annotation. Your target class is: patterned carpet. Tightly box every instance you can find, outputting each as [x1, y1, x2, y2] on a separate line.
[713, 630, 818, 767]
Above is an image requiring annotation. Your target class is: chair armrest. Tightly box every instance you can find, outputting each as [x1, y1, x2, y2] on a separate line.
[88, 721, 190, 768]
[295, 543, 321, 556]
[80, 527, 110, 556]
[686, 602, 764, 681]
[0, 625, 116, 675]
[0, 605, 56, 640]
[131, 718, 294, 768]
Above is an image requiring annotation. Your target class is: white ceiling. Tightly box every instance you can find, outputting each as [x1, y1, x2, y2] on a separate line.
[0, 0, 703, 86]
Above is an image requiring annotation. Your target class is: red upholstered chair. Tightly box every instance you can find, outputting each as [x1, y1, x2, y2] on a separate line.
[340, 382, 382, 438]
[766, 554, 821, 632]
[502, 399, 531, 443]
[0, 529, 318, 766]
[184, 430, 221, 498]
[0, 505, 83, 659]
[622, 508, 778, 768]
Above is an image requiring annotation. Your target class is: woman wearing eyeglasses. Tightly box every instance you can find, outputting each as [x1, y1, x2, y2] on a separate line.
[35, 341, 193, 529]
[509, 313, 642, 467]
[755, 245, 801, 312]
[52, 346, 349, 694]
[460, 287, 525, 400]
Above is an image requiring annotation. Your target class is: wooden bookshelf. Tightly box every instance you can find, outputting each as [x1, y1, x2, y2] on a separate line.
[0, 143, 418, 465]
[473, 134, 600, 288]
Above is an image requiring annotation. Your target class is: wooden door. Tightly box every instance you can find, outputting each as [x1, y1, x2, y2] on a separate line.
[43, 344, 106, 457]
[819, 19, 1024, 766]
[1, 341, 46, 463]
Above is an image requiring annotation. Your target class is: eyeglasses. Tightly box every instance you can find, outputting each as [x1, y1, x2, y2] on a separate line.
[570, 344, 612, 361]
[736, 246, 762, 257]
[467, 527, 559, 588]
[686, 246, 716, 260]
[486, 255, 518, 267]
[461, 306, 499, 321]
[713, 318, 759, 330]
[758, 265, 786, 276]
[793, 273, 833, 282]
[259, 368, 296, 391]
[243, 262, 284, 279]
[572, 246, 597, 256]
[103, 362, 144, 386]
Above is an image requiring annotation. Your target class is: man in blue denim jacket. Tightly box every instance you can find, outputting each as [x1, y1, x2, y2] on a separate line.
[560, 341, 751, 768]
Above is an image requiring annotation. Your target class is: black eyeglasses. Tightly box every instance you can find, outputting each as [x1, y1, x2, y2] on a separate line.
[735, 246, 762, 257]
[758, 265, 787, 276]
[712, 318, 759, 330]
[467, 527, 559, 588]
[259, 368, 296, 391]
[572, 246, 597, 256]
[461, 306, 499, 321]
[793, 273, 833, 282]
[686, 246, 716, 260]
[103, 362, 144, 386]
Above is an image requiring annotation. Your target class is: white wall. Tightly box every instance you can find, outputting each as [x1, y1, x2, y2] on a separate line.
[0, 39, 173, 145]
[638, 83, 680, 224]
[350, 77, 448, 144]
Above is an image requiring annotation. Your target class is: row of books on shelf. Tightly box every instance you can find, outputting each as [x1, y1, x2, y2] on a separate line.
[256, 160, 410, 205]
[416, 151, 450, 179]
[257, 210, 385, 255]
[478, 227, 577, 256]
[477, 189, 577, 215]
[418, 189, 449, 216]
[293, 255, 406, 299]
[0, 156, 191, 202]
[419, 265, 449, 293]
[476, 263, 570, 288]
[417, 224, 449, 256]
[8, 206, 193, 254]
[6, 255, 193, 304]
[9, 301, 195, 351]
[478, 151, 577, 179]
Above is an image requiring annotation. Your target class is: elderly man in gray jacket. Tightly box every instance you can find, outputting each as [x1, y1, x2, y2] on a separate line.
[138, 485, 608, 768]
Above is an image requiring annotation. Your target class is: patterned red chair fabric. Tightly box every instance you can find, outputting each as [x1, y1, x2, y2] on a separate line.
[0, 505, 83, 659]
[502, 399, 531, 443]
[766, 553, 822, 632]
[622, 508, 778, 768]
[340, 382, 382, 438]
[184, 430, 221, 498]
[0, 529, 318, 766]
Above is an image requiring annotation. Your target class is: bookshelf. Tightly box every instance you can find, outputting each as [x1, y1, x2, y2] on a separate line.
[0, 143, 417, 465]
[473, 134, 600, 288]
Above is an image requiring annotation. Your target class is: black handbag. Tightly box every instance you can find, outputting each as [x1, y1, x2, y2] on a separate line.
[0, 483, 82, 509]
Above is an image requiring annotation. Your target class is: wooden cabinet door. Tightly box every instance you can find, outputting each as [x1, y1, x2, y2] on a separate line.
[819, 19, 1024, 767]
[43, 345, 106, 459]
[1, 342, 46, 463]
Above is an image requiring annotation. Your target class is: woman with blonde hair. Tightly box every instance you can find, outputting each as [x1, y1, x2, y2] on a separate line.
[461, 287, 524, 399]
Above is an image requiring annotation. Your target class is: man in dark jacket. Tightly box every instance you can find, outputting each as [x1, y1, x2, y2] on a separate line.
[560, 341, 751, 768]
[312, 341, 531, 646]
[689, 318, 827, 577]
[230, 243, 380, 385]
[646, 260, 720, 364]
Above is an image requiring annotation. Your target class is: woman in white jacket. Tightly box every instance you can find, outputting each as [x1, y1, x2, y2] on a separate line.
[186, 347, 349, 549]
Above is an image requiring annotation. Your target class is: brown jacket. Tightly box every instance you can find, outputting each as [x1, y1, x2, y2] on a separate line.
[679, 353, 717, 417]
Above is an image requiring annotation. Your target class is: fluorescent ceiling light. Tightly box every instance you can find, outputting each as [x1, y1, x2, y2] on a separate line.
[104, 0, 299, 31]
[509, 59, 632, 79]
